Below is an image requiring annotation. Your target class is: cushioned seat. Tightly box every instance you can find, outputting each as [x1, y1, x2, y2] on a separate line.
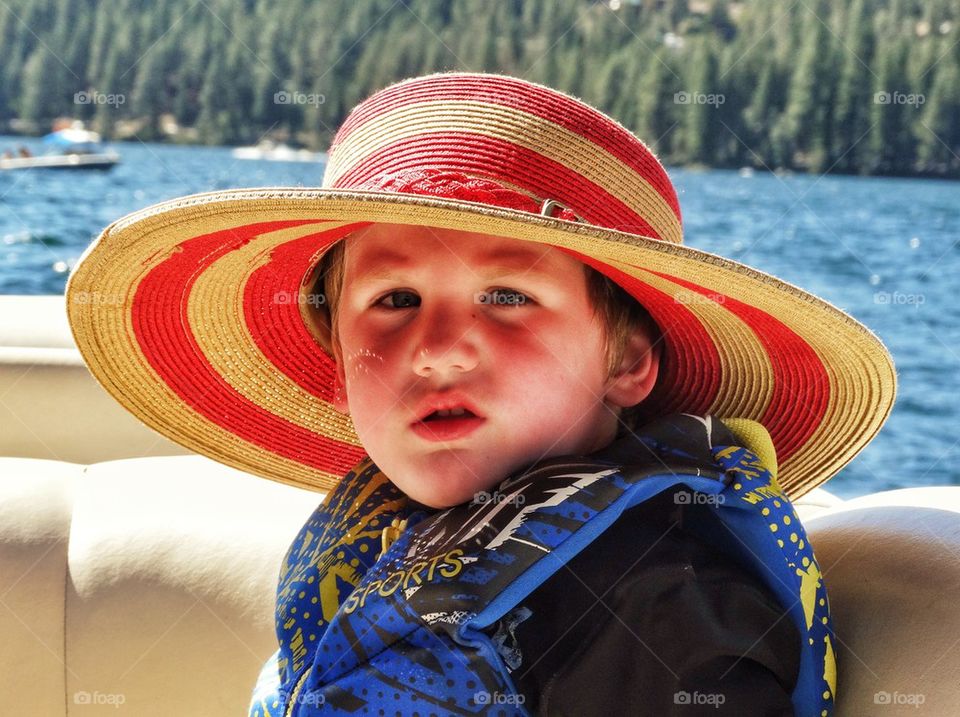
[0, 455, 321, 716]
[0, 295, 190, 464]
[804, 489, 960, 715]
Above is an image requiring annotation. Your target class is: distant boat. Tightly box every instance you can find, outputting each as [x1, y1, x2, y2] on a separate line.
[232, 140, 325, 163]
[0, 125, 120, 172]
[0, 152, 120, 171]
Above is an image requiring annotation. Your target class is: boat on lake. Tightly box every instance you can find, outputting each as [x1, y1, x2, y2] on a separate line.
[0, 125, 120, 171]
[231, 139, 325, 163]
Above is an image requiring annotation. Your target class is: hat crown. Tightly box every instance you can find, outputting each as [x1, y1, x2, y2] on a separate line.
[322, 72, 683, 244]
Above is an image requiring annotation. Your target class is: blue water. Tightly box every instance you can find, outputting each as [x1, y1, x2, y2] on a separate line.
[1, 136, 958, 499]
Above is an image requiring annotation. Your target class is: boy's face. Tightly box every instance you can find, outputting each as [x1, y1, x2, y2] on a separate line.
[331, 223, 653, 509]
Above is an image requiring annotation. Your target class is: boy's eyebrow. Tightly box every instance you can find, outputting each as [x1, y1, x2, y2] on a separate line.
[355, 247, 561, 282]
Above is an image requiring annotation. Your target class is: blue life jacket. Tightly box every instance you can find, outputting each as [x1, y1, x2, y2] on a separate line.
[249, 415, 836, 716]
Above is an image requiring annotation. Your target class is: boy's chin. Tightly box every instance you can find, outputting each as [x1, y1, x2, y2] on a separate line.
[379, 454, 504, 509]
[388, 470, 496, 510]
[407, 495, 459, 510]
[399, 483, 483, 510]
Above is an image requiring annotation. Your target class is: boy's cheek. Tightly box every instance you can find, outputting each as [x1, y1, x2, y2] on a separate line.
[330, 350, 383, 416]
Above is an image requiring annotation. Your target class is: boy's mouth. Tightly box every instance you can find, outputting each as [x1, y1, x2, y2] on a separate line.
[411, 396, 485, 441]
[412, 394, 484, 425]
[421, 407, 477, 421]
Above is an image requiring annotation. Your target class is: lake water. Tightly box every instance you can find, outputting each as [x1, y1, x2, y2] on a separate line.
[1, 135, 958, 499]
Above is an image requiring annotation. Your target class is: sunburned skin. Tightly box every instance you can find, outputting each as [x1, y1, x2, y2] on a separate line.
[330, 223, 659, 508]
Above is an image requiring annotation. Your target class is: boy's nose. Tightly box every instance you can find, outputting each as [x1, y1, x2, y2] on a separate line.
[411, 314, 480, 378]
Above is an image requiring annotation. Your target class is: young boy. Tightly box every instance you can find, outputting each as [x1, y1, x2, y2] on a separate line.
[66, 72, 897, 716]
[305, 221, 800, 715]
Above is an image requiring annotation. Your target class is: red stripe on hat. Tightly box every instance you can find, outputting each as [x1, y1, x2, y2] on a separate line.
[244, 222, 370, 401]
[132, 219, 364, 477]
[335, 74, 680, 223]
[560, 249, 721, 417]
[333, 132, 664, 239]
[651, 274, 830, 463]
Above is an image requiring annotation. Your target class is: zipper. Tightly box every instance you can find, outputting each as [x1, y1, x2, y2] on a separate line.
[280, 516, 410, 717]
[283, 668, 310, 717]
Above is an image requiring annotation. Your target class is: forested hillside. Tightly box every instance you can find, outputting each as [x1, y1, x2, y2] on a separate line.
[1, 0, 958, 177]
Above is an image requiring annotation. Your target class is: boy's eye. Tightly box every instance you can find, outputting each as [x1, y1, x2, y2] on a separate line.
[376, 290, 420, 309]
[479, 289, 531, 306]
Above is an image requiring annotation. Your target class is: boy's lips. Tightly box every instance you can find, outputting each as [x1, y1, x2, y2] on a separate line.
[411, 392, 484, 424]
[410, 414, 486, 442]
[410, 392, 486, 441]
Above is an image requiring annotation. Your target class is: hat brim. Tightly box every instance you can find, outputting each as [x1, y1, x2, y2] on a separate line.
[66, 188, 896, 497]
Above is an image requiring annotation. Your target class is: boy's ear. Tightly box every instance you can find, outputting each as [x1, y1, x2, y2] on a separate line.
[603, 326, 661, 410]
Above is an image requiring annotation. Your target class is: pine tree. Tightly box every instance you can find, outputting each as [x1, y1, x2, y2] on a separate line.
[710, 43, 751, 166]
[19, 47, 57, 124]
[742, 58, 777, 165]
[170, 24, 206, 130]
[637, 49, 681, 156]
[869, 35, 916, 174]
[774, 3, 835, 170]
[90, 21, 136, 135]
[0, 5, 20, 119]
[250, 13, 285, 128]
[85, 2, 113, 86]
[595, 48, 637, 129]
[915, 60, 960, 174]
[479, 11, 499, 72]
[832, 0, 875, 174]
[676, 37, 720, 163]
[195, 43, 229, 144]
[556, 40, 585, 99]
[131, 38, 168, 140]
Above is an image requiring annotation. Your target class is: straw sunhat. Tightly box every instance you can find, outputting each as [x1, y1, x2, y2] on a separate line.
[66, 72, 896, 498]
